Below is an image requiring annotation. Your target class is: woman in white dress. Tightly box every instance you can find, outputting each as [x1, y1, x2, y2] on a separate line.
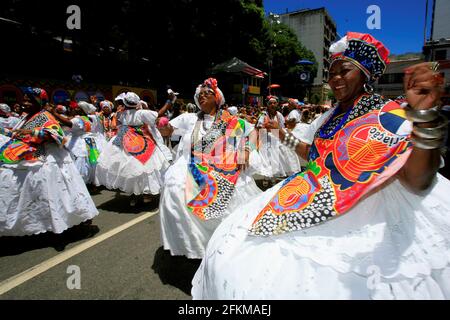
[0, 88, 98, 236]
[52, 101, 102, 185]
[97, 100, 118, 142]
[158, 78, 262, 259]
[254, 96, 301, 180]
[192, 32, 450, 299]
[95, 92, 172, 204]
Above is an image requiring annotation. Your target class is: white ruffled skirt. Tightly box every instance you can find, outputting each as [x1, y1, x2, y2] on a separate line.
[192, 174, 450, 299]
[159, 157, 263, 259]
[0, 145, 99, 236]
[95, 137, 170, 195]
[253, 131, 301, 178]
[65, 133, 105, 185]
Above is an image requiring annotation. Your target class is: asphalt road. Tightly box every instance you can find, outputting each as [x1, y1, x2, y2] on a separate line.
[0, 189, 200, 300]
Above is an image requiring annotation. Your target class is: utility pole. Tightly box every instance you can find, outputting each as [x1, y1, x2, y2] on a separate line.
[268, 13, 280, 90]
[424, 0, 429, 45]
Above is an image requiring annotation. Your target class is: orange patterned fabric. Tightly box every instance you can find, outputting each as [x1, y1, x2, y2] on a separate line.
[250, 94, 413, 236]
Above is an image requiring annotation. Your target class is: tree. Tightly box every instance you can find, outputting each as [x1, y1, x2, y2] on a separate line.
[1, 0, 315, 101]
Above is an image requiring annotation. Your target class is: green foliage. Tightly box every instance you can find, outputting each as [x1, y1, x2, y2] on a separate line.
[1, 0, 316, 100]
[311, 93, 321, 104]
[389, 52, 424, 61]
[327, 91, 335, 100]
[265, 17, 318, 97]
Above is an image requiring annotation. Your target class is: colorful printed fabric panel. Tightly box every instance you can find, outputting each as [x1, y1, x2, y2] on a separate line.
[78, 116, 92, 133]
[250, 94, 413, 236]
[84, 137, 99, 165]
[113, 125, 156, 165]
[0, 111, 65, 164]
[187, 111, 247, 221]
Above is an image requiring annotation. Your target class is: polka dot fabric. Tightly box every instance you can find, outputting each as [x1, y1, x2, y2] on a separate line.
[330, 32, 390, 81]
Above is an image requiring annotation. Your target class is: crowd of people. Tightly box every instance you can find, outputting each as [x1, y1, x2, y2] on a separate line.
[1, 31, 450, 299]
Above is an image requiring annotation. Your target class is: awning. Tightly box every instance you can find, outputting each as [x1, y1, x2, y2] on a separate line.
[211, 57, 266, 78]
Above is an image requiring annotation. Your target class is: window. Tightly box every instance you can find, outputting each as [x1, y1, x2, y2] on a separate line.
[378, 73, 404, 84]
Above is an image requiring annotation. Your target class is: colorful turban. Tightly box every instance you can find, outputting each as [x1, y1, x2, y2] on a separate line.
[194, 78, 225, 108]
[23, 87, 48, 107]
[329, 32, 390, 81]
[267, 95, 279, 103]
[55, 105, 67, 114]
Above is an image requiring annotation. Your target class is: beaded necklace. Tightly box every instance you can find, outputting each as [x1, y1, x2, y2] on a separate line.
[191, 110, 220, 146]
[318, 104, 354, 139]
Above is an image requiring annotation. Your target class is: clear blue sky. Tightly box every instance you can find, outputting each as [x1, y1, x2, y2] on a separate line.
[263, 0, 433, 54]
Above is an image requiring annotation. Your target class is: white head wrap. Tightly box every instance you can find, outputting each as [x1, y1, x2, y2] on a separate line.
[227, 106, 238, 115]
[115, 92, 127, 102]
[0, 103, 11, 114]
[78, 101, 96, 115]
[123, 92, 141, 108]
[139, 100, 149, 110]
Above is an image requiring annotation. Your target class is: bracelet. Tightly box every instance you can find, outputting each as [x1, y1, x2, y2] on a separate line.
[281, 128, 290, 143]
[412, 115, 448, 139]
[405, 105, 440, 123]
[281, 128, 301, 151]
[411, 135, 446, 150]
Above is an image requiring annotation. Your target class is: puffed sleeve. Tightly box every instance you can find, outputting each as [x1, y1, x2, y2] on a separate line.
[139, 110, 158, 127]
[169, 113, 197, 136]
[71, 117, 85, 133]
[301, 109, 334, 145]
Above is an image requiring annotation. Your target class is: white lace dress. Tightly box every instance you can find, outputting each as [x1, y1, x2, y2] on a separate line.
[159, 113, 263, 259]
[64, 116, 103, 184]
[192, 112, 450, 300]
[253, 112, 301, 178]
[95, 109, 170, 195]
[0, 142, 99, 236]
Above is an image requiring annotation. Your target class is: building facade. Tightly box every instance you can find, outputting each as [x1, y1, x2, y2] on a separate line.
[431, 0, 450, 41]
[279, 7, 337, 103]
[423, 0, 450, 105]
[374, 58, 424, 100]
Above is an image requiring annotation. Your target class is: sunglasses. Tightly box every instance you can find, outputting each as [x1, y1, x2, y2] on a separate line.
[197, 90, 215, 98]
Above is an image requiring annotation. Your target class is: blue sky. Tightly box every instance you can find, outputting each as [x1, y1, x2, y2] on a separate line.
[263, 0, 433, 54]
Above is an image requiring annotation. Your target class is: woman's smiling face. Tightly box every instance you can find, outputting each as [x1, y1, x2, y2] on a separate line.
[328, 60, 366, 104]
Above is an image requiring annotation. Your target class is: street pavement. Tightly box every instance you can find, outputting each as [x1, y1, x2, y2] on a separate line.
[0, 189, 200, 300]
